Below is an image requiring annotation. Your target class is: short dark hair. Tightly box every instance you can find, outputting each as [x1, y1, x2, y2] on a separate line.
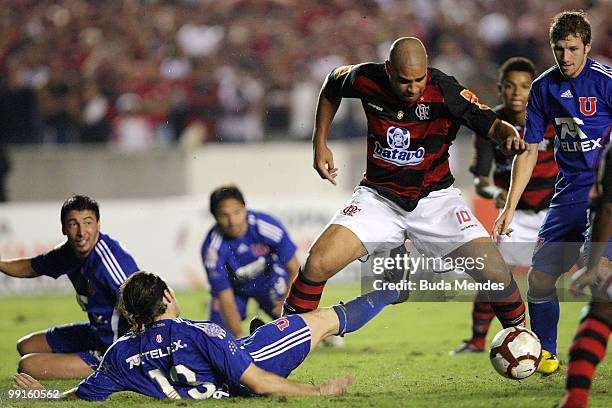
[498, 57, 536, 84]
[60, 195, 100, 225]
[118, 271, 169, 333]
[209, 185, 245, 216]
[549, 10, 591, 45]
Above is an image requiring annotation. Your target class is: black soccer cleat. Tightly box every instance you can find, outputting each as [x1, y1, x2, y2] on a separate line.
[383, 244, 411, 304]
[249, 316, 265, 334]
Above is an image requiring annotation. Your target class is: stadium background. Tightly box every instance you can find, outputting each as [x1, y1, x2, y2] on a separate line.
[0, 1, 611, 406]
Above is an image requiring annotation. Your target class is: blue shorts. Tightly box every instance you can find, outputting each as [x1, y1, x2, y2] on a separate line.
[238, 315, 311, 379]
[46, 323, 106, 369]
[532, 203, 589, 277]
[209, 270, 288, 324]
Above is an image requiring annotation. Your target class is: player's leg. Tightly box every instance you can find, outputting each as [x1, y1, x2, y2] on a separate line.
[17, 330, 53, 355]
[450, 291, 493, 354]
[559, 301, 611, 408]
[451, 237, 526, 328]
[17, 323, 100, 379]
[18, 352, 95, 379]
[406, 187, 526, 329]
[529, 207, 586, 374]
[284, 186, 406, 315]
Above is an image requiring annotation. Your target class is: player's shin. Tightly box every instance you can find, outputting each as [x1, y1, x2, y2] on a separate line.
[488, 278, 526, 328]
[283, 268, 327, 315]
[470, 296, 495, 348]
[561, 306, 611, 408]
[332, 289, 398, 336]
[527, 288, 559, 355]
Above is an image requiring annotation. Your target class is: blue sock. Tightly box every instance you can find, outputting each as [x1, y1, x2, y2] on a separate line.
[332, 289, 398, 336]
[528, 298, 560, 355]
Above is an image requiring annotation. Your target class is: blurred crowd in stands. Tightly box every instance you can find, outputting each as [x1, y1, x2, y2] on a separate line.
[0, 0, 610, 151]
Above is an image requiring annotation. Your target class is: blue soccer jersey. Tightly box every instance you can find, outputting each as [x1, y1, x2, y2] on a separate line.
[74, 316, 311, 400]
[201, 211, 297, 297]
[524, 58, 612, 206]
[31, 233, 139, 348]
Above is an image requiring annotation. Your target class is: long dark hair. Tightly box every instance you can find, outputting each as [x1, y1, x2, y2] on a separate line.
[118, 271, 169, 333]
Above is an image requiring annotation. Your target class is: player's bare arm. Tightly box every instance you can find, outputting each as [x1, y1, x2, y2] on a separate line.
[0, 258, 39, 278]
[486, 118, 526, 156]
[493, 143, 539, 237]
[312, 91, 341, 185]
[571, 201, 612, 294]
[217, 288, 245, 338]
[14, 373, 80, 400]
[239, 363, 353, 396]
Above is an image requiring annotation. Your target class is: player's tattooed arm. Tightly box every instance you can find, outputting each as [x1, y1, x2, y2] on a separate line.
[0, 258, 39, 278]
[240, 363, 354, 397]
[487, 119, 526, 156]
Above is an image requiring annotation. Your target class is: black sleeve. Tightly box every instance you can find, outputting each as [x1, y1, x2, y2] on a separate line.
[322, 64, 362, 100]
[469, 133, 495, 177]
[437, 73, 497, 138]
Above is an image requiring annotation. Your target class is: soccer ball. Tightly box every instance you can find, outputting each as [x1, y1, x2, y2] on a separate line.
[489, 327, 542, 380]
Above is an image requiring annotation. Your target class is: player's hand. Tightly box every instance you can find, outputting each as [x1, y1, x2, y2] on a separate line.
[501, 134, 526, 156]
[14, 373, 45, 390]
[570, 267, 598, 296]
[492, 208, 514, 239]
[494, 189, 508, 208]
[313, 144, 338, 185]
[318, 376, 354, 395]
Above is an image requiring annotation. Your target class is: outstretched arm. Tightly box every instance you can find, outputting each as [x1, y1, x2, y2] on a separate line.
[0, 258, 39, 278]
[312, 91, 341, 185]
[217, 288, 245, 338]
[239, 363, 353, 396]
[14, 373, 80, 400]
[486, 118, 526, 156]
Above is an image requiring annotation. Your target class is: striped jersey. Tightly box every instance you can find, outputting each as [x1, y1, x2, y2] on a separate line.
[201, 210, 296, 296]
[524, 58, 612, 206]
[324, 63, 498, 211]
[470, 105, 558, 211]
[31, 232, 139, 348]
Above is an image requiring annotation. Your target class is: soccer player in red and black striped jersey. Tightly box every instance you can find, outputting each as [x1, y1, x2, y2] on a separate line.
[558, 143, 611, 408]
[282, 37, 527, 333]
[452, 57, 559, 354]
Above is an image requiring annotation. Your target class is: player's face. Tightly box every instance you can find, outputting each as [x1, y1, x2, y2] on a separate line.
[551, 35, 591, 79]
[500, 71, 533, 114]
[215, 198, 248, 239]
[385, 61, 427, 105]
[62, 210, 100, 258]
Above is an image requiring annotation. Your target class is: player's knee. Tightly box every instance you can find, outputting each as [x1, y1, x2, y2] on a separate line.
[527, 268, 556, 292]
[589, 302, 612, 326]
[303, 253, 332, 282]
[16, 334, 34, 356]
[17, 354, 37, 376]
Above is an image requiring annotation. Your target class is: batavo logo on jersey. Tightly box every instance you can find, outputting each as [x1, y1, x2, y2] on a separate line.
[342, 204, 361, 216]
[331, 65, 355, 79]
[579, 97, 597, 116]
[459, 89, 490, 110]
[555, 117, 603, 152]
[373, 126, 425, 166]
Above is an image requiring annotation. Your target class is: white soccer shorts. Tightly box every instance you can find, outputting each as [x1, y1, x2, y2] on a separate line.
[496, 209, 547, 267]
[329, 185, 490, 259]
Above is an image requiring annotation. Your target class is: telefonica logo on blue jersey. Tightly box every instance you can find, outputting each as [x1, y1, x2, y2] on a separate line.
[373, 126, 425, 166]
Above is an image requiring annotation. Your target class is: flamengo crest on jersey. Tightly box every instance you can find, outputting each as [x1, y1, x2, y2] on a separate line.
[373, 126, 425, 166]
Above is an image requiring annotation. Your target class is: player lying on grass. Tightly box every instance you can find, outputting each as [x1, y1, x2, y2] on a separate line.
[15, 269, 408, 400]
[0, 195, 139, 379]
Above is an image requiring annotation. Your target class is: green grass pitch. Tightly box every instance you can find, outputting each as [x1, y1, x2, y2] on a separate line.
[0, 285, 609, 407]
